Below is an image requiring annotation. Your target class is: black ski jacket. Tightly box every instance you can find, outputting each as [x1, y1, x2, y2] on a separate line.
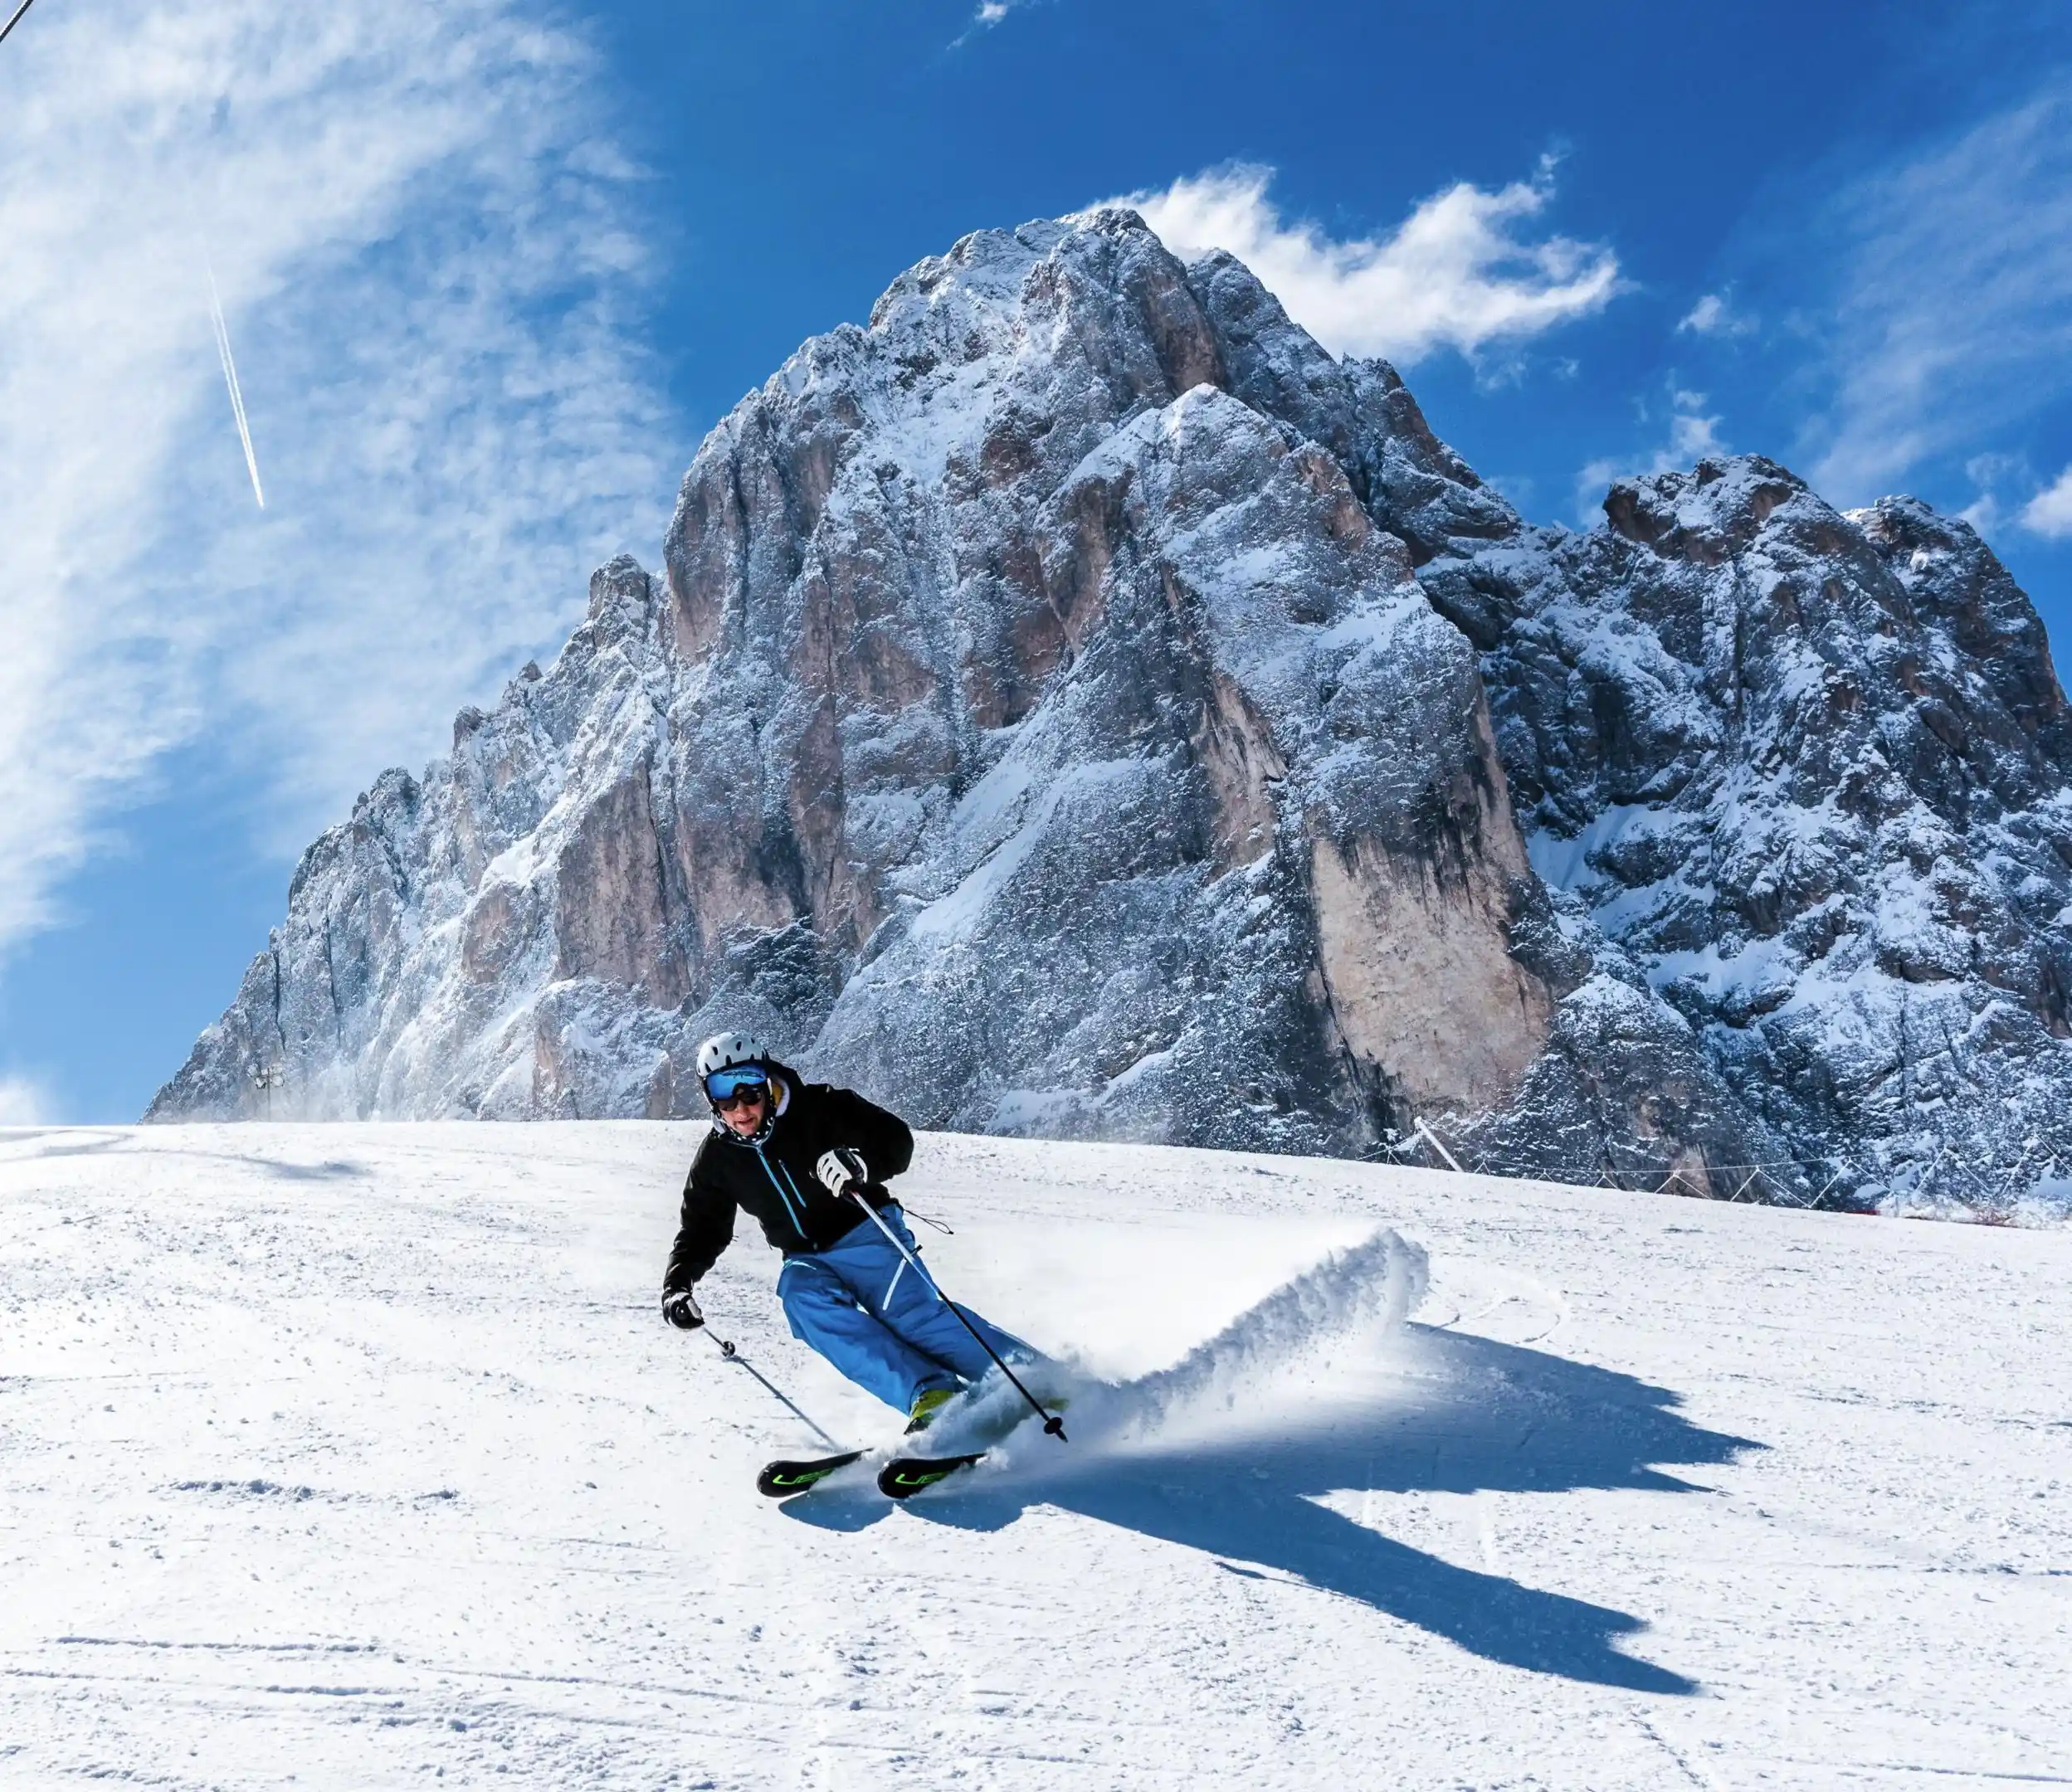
[662, 1074, 914, 1293]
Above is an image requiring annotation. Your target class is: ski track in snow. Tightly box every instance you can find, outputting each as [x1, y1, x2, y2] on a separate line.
[2, 1123, 2069, 1790]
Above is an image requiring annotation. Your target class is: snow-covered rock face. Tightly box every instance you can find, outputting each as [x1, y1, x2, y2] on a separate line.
[1426, 457, 2072, 1211]
[152, 213, 1553, 1154]
[149, 212, 2072, 1215]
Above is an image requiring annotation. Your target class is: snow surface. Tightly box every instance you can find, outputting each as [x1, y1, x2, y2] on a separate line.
[3, 1123, 2067, 1788]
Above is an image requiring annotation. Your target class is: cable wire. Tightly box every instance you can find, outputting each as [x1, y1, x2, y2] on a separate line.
[1, 0, 41, 50]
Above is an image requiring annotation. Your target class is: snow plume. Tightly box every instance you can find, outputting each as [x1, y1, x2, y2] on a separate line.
[958, 1226, 1430, 1460]
[1118, 160, 1621, 366]
[0, 0, 675, 956]
[1111, 1225, 1428, 1437]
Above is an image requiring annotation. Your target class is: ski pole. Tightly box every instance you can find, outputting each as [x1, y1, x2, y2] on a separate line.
[846, 1191, 1066, 1442]
[700, 1324, 846, 1454]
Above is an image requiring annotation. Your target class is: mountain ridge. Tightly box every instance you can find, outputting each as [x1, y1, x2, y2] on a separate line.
[149, 209, 2072, 1218]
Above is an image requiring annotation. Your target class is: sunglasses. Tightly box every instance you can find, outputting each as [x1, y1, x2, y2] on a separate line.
[706, 1068, 769, 1109]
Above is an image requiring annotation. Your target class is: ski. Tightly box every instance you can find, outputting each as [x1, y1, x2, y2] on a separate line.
[755, 1450, 865, 1498]
[877, 1451, 986, 1499]
[756, 1381, 1060, 1501]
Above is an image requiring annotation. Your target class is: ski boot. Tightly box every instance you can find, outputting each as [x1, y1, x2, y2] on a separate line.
[905, 1388, 958, 1434]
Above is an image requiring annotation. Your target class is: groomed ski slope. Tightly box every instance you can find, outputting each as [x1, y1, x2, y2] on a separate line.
[2, 1125, 2066, 1790]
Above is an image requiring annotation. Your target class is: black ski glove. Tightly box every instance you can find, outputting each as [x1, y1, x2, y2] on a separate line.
[816, 1147, 867, 1197]
[662, 1288, 704, 1331]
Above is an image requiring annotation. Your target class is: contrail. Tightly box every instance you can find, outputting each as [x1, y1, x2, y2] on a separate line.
[0, 0, 41, 51]
[204, 255, 266, 509]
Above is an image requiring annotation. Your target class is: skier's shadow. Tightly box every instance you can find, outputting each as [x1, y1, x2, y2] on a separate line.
[783, 1324, 1759, 1694]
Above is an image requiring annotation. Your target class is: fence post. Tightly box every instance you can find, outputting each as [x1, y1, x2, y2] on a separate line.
[1412, 1118, 1465, 1174]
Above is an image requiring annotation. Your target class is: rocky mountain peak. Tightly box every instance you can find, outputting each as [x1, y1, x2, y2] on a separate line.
[149, 212, 2072, 1218]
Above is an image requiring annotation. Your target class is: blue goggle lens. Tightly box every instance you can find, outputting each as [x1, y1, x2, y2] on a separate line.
[704, 1066, 768, 1100]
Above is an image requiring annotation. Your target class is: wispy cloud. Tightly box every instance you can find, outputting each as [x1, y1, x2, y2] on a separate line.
[1805, 83, 2072, 501]
[0, 2, 676, 955]
[0, 1075, 51, 1126]
[2022, 465, 2072, 538]
[1958, 492, 2006, 534]
[1574, 385, 1727, 523]
[1677, 292, 1754, 338]
[1942, 449, 2072, 539]
[951, 0, 1032, 46]
[1115, 158, 1621, 367]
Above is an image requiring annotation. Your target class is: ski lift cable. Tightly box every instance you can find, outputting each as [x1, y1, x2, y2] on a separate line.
[0, 0, 41, 49]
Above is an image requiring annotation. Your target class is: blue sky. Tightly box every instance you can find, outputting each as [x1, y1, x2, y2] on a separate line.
[4, 0, 2072, 1122]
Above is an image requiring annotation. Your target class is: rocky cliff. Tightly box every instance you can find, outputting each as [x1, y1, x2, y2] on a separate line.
[1424, 458, 2072, 1210]
[149, 210, 2072, 1216]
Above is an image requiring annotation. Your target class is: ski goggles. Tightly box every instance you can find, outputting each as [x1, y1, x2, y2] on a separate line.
[704, 1065, 770, 1107]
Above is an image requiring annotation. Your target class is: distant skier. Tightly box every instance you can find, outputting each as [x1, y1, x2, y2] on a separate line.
[661, 1032, 1037, 1436]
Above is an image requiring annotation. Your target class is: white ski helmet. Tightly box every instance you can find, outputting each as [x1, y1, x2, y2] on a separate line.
[695, 1031, 771, 1081]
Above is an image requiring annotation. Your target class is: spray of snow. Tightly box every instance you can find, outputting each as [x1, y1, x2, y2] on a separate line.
[1104, 1223, 1428, 1435]
[204, 254, 266, 509]
[934, 1224, 1429, 1462]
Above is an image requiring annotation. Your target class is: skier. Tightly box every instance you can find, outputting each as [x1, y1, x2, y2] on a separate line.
[661, 1031, 1038, 1436]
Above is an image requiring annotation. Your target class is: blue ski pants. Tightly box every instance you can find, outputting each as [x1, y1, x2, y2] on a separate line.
[778, 1205, 1034, 1414]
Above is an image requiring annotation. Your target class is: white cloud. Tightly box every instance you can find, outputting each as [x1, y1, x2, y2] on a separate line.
[2022, 465, 2072, 537]
[1117, 160, 1621, 366]
[1953, 453, 2034, 539]
[953, 0, 1029, 43]
[1575, 387, 1727, 523]
[1967, 450, 2029, 489]
[1957, 493, 2004, 534]
[0, 1077, 52, 1126]
[1677, 292, 1754, 338]
[1806, 85, 2072, 500]
[0, 1, 676, 953]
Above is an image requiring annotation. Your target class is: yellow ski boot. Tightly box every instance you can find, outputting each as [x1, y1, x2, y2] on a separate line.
[904, 1388, 957, 1434]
